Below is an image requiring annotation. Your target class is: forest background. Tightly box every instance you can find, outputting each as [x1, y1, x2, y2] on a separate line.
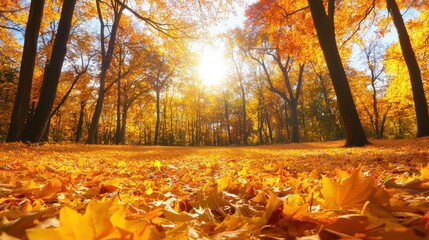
[1, 0, 429, 146]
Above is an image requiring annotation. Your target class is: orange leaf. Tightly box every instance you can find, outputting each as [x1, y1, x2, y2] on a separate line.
[321, 166, 387, 210]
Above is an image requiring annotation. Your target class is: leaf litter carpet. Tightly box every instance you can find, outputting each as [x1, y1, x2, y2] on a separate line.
[0, 138, 428, 239]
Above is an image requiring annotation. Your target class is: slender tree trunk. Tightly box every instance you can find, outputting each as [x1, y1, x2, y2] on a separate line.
[386, 0, 429, 137]
[239, 80, 248, 145]
[120, 103, 128, 144]
[115, 78, 121, 144]
[75, 101, 85, 143]
[370, 79, 381, 139]
[265, 108, 273, 144]
[162, 101, 167, 145]
[154, 90, 160, 145]
[290, 100, 300, 143]
[258, 110, 263, 144]
[24, 0, 76, 143]
[169, 94, 174, 145]
[308, 0, 369, 147]
[231, 51, 248, 145]
[7, 0, 45, 142]
[87, 0, 124, 144]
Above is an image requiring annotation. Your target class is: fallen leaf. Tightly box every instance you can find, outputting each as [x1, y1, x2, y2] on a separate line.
[321, 166, 388, 210]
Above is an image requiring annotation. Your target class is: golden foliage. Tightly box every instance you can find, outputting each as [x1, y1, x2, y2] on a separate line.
[0, 139, 428, 239]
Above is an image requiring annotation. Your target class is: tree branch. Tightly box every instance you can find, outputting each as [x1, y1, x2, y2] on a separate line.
[113, 0, 191, 39]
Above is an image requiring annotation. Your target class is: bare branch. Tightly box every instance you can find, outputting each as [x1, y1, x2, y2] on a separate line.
[275, 4, 309, 19]
[113, 0, 191, 39]
[340, 0, 376, 47]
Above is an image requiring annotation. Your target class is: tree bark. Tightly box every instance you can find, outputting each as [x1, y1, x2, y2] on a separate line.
[23, 0, 77, 142]
[386, 0, 429, 137]
[120, 103, 128, 144]
[239, 79, 248, 145]
[75, 101, 85, 143]
[154, 90, 160, 145]
[230, 51, 248, 145]
[7, 0, 45, 142]
[115, 77, 121, 144]
[308, 0, 369, 147]
[87, 0, 124, 144]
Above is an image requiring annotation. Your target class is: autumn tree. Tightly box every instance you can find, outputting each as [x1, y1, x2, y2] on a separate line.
[386, 0, 429, 137]
[362, 39, 390, 139]
[113, 33, 150, 144]
[7, 0, 45, 142]
[226, 38, 249, 145]
[22, 0, 77, 143]
[86, 0, 125, 144]
[149, 54, 175, 145]
[307, 0, 369, 147]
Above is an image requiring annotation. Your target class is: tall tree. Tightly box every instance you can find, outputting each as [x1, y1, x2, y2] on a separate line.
[362, 40, 390, 139]
[307, 0, 369, 147]
[23, 0, 77, 142]
[228, 49, 248, 145]
[386, 0, 429, 137]
[7, 0, 45, 142]
[87, 0, 125, 144]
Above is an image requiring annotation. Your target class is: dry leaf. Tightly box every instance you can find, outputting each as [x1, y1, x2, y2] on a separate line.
[321, 166, 388, 210]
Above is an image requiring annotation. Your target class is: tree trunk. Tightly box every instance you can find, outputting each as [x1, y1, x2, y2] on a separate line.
[23, 0, 76, 143]
[120, 103, 128, 144]
[290, 100, 300, 143]
[386, 0, 429, 137]
[7, 0, 45, 142]
[115, 78, 121, 144]
[87, 0, 124, 144]
[75, 101, 85, 143]
[308, 0, 368, 147]
[154, 90, 160, 145]
[239, 80, 248, 145]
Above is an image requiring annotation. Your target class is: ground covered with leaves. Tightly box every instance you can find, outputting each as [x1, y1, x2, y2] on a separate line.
[0, 139, 428, 239]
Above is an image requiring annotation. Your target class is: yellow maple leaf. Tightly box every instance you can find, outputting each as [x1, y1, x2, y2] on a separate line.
[420, 163, 429, 181]
[153, 160, 162, 169]
[282, 194, 310, 220]
[37, 178, 62, 198]
[117, 160, 127, 167]
[110, 205, 149, 235]
[262, 190, 283, 223]
[27, 195, 120, 240]
[238, 166, 248, 176]
[217, 176, 231, 191]
[334, 167, 350, 179]
[321, 166, 388, 210]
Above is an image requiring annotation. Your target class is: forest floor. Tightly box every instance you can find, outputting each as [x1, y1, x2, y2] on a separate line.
[0, 138, 428, 239]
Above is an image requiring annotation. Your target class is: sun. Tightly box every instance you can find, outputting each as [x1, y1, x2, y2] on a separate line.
[198, 47, 228, 86]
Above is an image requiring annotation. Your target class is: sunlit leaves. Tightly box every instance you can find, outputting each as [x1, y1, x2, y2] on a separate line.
[0, 140, 428, 238]
[321, 166, 390, 210]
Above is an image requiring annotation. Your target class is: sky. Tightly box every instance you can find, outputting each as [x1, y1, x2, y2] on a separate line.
[196, 1, 255, 86]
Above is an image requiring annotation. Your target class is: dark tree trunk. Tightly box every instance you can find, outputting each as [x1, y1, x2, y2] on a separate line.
[120, 103, 128, 144]
[290, 99, 300, 143]
[41, 69, 87, 140]
[308, 0, 369, 147]
[225, 101, 232, 145]
[87, 0, 124, 144]
[75, 101, 85, 143]
[386, 0, 429, 137]
[23, 0, 76, 143]
[7, 0, 45, 142]
[265, 107, 273, 144]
